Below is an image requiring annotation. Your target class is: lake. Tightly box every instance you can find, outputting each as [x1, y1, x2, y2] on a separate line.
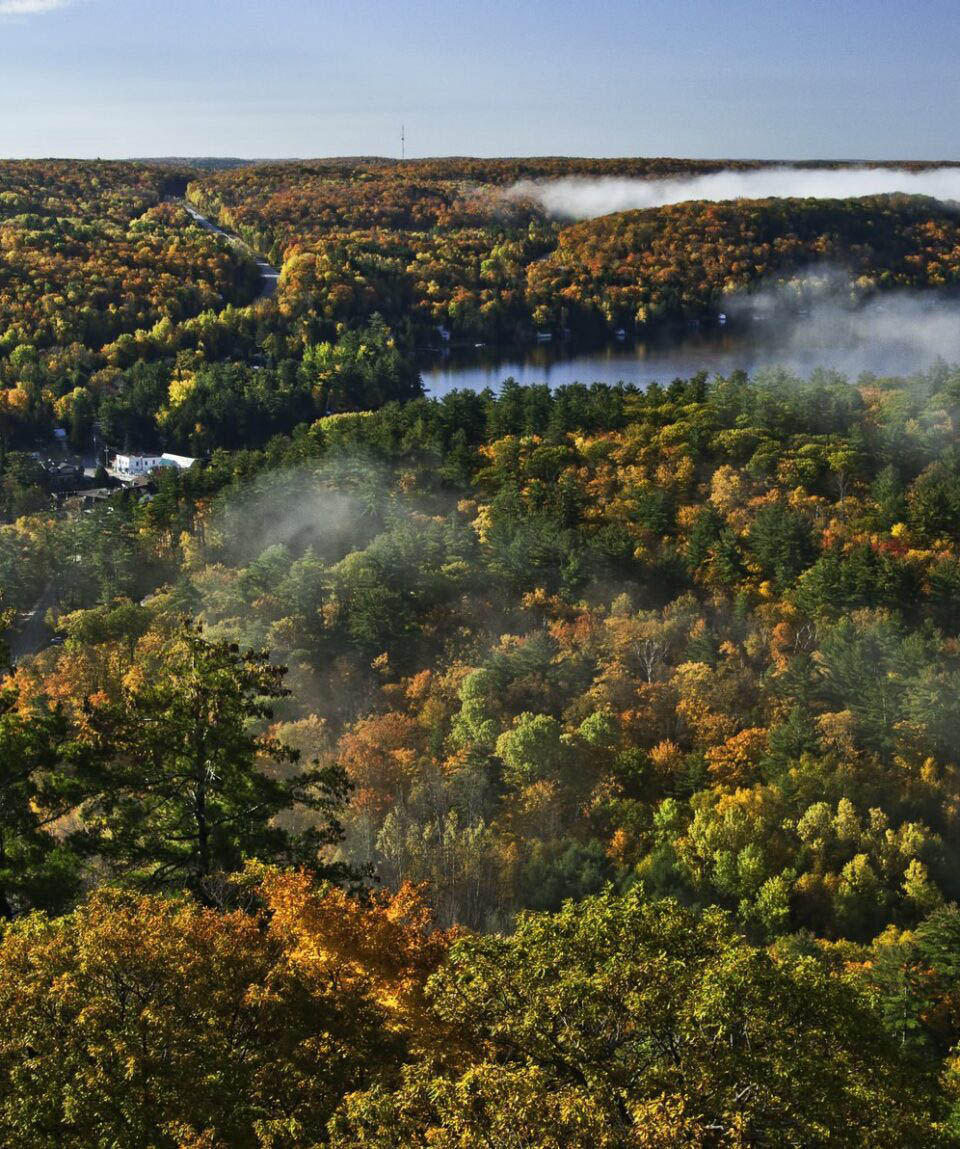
[420, 297, 960, 395]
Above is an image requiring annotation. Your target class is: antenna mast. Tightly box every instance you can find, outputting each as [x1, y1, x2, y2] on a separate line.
[401, 124, 405, 162]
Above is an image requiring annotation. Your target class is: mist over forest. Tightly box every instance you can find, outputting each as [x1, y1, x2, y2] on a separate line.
[6, 153, 960, 1144]
[513, 164, 960, 218]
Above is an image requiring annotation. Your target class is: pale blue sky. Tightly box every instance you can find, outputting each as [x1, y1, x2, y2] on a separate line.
[1, 0, 957, 159]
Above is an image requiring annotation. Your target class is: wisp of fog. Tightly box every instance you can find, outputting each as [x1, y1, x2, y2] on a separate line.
[712, 271, 960, 380]
[513, 166, 960, 220]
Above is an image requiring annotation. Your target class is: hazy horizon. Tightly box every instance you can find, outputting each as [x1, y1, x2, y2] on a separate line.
[8, 154, 960, 167]
[1, 0, 958, 160]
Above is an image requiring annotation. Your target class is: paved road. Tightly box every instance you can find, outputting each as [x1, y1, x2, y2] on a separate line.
[181, 201, 280, 298]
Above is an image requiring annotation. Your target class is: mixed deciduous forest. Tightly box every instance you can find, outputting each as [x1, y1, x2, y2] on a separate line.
[5, 157, 960, 1144]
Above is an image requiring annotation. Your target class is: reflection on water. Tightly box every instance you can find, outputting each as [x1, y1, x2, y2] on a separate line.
[421, 329, 746, 395]
[420, 309, 960, 396]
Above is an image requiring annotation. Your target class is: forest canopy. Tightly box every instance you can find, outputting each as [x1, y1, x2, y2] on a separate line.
[6, 157, 960, 1143]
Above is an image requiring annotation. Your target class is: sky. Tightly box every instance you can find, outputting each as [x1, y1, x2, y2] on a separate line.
[0, 0, 958, 160]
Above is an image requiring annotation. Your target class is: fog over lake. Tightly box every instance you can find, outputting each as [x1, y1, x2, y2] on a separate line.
[422, 287, 960, 395]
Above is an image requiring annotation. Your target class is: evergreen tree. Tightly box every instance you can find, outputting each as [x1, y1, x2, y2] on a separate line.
[0, 692, 82, 917]
[78, 623, 349, 895]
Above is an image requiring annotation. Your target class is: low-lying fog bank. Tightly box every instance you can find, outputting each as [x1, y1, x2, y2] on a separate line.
[724, 273, 960, 375]
[512, 166, 960, 219]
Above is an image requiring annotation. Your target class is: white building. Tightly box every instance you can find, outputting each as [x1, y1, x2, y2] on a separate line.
[110, 453, 197, 479]
[112, 454, 163, 476]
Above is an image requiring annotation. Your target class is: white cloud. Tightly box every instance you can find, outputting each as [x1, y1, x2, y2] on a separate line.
[512, 167, 960, 220]
[0, 0, 74, 15]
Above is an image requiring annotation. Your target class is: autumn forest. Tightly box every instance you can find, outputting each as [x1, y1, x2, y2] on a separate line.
[4, 156, 960, 1145]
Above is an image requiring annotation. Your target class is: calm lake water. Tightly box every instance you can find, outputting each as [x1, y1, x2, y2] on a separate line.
[420, 301, 960, 395]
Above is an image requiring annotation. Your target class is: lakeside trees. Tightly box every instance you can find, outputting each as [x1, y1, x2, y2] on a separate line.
[5, 160, 960, 469]
[527, 193, 960, 332]
[193, 162, 960, 347]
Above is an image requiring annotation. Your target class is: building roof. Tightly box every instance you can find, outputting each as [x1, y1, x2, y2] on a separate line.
[160, 453, 197, 469]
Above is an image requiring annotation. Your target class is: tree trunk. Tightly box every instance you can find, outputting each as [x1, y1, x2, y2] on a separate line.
[195, 772, 209, 883]
[0, 834, 13, 920]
